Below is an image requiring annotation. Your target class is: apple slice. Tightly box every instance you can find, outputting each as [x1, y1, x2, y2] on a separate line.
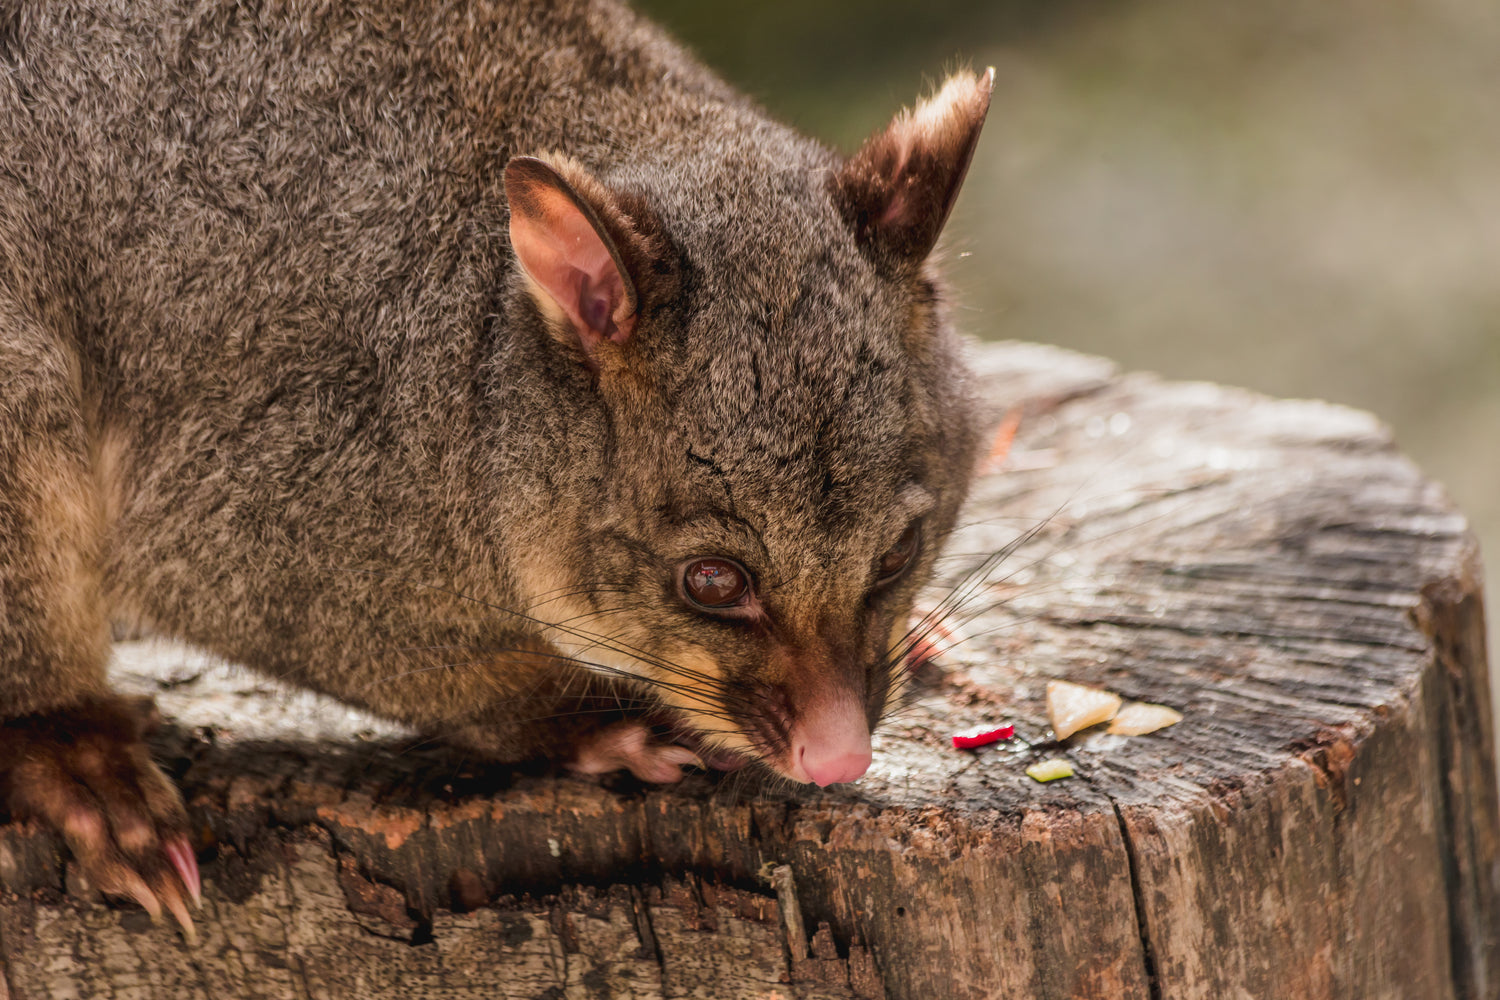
[1046, 680, 1122, 740]
[1107, 702, 1183, 736]
[1026, 759, 1075, 783]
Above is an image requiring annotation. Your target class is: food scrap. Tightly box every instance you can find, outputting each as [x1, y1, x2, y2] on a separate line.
[1046, 680, 1123, 740]
[1026, 759, 1075, 783]
[1107, 702, 1184, 736]
[951, 724, 1015, 750]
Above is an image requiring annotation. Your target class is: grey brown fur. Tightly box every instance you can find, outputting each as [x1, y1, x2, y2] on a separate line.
[0, 0, 986, 929]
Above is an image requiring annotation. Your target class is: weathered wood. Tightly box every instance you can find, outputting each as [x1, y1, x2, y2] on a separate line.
[0, 827, 864, 999]
[1, 341, 1494, 999]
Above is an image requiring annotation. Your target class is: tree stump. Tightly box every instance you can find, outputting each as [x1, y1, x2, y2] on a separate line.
[1, 342, 1494, 1000]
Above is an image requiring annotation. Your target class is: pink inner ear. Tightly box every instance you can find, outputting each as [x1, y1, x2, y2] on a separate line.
[877, 140, 914, 227]
[508, 182, 636, 351]
[879, 188, 910, 228]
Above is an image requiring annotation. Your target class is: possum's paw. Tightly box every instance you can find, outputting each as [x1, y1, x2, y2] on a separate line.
[0, 696, 201, 941]
[567, 721, 704, 784]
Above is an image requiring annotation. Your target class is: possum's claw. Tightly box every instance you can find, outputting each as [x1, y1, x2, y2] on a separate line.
[567, 720, 704, 783]
[0, 696, 200, 942]
[164, 834, 203, 907]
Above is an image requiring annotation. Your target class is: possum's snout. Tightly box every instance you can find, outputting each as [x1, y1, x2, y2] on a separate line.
[743, 682, 872, 786]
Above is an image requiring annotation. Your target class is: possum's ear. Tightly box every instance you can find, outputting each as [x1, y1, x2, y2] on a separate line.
[505, 156, 672, 360]
[832, 68, 993, 267]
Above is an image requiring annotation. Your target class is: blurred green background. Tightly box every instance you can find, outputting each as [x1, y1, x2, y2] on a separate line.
[640, 0, 1500, 657]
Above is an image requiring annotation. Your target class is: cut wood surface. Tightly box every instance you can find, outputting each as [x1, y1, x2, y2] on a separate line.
[1, 341, 1494, 1000]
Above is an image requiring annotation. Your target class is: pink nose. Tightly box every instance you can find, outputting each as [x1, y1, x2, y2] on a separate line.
[789, 697, 873, 786]
[797, 744, 873, 786]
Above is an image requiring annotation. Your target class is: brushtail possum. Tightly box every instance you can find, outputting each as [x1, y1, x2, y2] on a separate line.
[0, 0, 990, 937]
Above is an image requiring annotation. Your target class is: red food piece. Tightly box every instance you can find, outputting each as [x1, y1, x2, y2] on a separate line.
[951, 724, 1015, 749]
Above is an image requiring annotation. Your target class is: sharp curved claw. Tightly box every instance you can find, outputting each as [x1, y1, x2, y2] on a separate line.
[164, 836, 202, 908]
[157, 879, 197, 945]
[660, 746, 704, 771]
[119, 869, 162, 923]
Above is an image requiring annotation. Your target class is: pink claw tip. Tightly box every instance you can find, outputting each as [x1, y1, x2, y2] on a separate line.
[165, 837, 202, 907]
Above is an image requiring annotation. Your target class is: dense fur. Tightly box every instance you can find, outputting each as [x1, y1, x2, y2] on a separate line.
[0, 0, 985, 927]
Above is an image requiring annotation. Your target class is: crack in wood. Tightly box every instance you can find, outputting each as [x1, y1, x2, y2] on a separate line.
[1112, 802, 1163, 1000]
[627, 884, 662, 967]
[1423, 577, 1497, 1000]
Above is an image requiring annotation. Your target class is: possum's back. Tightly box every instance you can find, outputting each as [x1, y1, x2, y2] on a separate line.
[0, 0, 737, 368]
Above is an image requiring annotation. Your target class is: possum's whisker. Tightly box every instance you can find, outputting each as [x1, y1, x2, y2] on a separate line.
[904, 479, 1186, 647]
[379, 658, 742, 733]
[336, 570, 777, 730]
[886, 607, 1060, 686]
[332, 567, 722, 692]
[377, 643, 732, 704]
[890, 577, 1064, 668]
[880, 479, 1200, 709]
[363, 622, 737, 712]
[375, 652, 737, 718]
[888, 510, 1060, 658]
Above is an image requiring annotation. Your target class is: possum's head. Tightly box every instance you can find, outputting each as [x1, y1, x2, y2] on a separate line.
[501, 70, 991, 786]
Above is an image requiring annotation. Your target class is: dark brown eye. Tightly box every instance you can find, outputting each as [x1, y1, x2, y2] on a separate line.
[681, 557, 751, 609]
[876, 522, 921, 584]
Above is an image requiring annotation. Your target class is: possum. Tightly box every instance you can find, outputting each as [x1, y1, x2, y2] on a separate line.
[0, 0, 990, 937]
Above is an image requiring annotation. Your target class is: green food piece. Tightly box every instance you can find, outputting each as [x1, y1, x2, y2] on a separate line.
[1026, 759, 1075, 783]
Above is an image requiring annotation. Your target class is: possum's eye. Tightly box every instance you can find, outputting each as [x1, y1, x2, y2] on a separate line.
[680, 557, 752, 611]
[875, 522, 921, 586]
